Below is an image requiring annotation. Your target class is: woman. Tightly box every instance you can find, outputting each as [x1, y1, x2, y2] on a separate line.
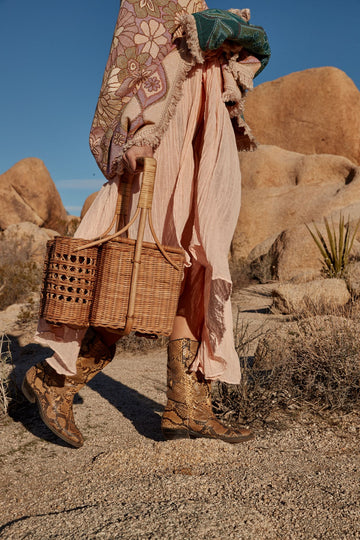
[22, 1, 270, 447]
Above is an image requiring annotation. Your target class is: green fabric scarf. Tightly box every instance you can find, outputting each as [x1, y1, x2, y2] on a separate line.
[193, 9, 271, 76]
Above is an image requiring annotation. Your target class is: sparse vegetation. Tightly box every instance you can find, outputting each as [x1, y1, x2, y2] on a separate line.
[116, 332, 168, 353]
[213, 307, 360, 425]
[306, 214, 360, 278]
[0, 234, 43, 311]
[0, 334, 13, 416]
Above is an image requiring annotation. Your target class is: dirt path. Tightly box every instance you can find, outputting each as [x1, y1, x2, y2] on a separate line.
[1, 287, 359, 539]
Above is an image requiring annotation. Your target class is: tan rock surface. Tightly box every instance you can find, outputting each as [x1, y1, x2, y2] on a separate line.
[253, 224, 324, 283]
[345, 260, 360, 297]
[245, 67, 360, 164]
[249, 218, 360, 283]
[0, 158, 68, 234]
[271, 279, 351, 314]
[233, 145, 360, 258]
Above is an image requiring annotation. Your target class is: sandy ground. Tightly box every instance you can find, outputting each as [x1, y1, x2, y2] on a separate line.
[0, 286, 359, 539]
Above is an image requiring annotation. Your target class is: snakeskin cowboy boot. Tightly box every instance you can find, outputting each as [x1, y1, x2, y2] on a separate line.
[22, 328, 116, 448]
[161, 338, 254, 443]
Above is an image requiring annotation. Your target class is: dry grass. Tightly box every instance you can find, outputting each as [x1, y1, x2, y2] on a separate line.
[213, 305, 360, 426]
[213, 320, 276, 425]
[0, 235, 43, 311]
[0, 334, 13, 417]
[229, 257, 255, 290]
[116, 332, 168, 353]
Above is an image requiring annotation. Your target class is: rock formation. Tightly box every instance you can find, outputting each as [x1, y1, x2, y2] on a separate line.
[271, 279, 351, 314]
[0, 158, 69, 234]
[234, 145, 360, 260]
[245, 67, 360, 165]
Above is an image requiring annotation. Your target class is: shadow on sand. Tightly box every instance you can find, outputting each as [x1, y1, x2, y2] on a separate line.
[6, 334, 164, 447]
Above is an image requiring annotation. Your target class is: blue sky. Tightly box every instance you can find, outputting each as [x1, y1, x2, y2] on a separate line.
[1, 0, 359, 215]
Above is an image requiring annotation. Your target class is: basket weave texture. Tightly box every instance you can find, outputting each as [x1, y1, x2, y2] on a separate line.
[39, 158, 185, 336]
[40, 237, 99, 327]
[90, 238, 185, 335]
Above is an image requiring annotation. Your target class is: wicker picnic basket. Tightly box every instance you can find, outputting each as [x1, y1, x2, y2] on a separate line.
[40, 157, 185, 335]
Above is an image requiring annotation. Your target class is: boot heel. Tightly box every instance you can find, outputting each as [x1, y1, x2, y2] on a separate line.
[162, 428, 190, 440]
[21, 377, 36, 404]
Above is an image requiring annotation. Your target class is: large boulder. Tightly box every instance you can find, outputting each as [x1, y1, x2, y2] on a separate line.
[271, 279, 351, 315]
[244, 67, 360, 165]
[233, 145, 360, 259]
[0, 158, 68, 234]
[344, 260, 360, 298]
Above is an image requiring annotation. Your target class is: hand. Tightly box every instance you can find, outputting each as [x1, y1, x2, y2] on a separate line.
[123, 145, 154, 172]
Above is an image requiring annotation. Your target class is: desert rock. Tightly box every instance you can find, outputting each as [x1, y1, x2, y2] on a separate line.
[0, 158, 68, 234]
[345, 260, 360, 297]
[245, 67, 360, 165]
[271, 279, 350, 315]
[233, 145, 360, 259]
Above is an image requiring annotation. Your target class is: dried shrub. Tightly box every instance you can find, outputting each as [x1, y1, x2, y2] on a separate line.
[213, 319, 275, 425]
[116, 332, 168, 353]
[213, 311, 360, 425]
[16, 296, 40, 327]
[258, 316, 360, 414]
[0, 334, 14, 416]
[0, 235, 43, 310]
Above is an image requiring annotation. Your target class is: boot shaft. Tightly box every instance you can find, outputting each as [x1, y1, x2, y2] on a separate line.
[67, 327, 116, 388]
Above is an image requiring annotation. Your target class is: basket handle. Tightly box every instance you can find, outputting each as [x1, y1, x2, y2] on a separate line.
[74, 157, 154, 249]
[75, 158, 181, 270]
[76, 157, 183, 336]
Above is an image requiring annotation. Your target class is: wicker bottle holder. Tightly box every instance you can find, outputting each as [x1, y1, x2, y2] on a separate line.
[40, 158, 185, 336]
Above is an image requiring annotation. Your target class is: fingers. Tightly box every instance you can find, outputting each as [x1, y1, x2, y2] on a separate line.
[123, 145, 154, 172]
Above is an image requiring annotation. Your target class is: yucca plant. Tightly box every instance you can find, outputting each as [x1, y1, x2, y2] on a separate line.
[306, 215, 360, 278]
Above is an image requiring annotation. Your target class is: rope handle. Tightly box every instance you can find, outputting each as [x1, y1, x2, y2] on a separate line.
[74, 157, 181, 271]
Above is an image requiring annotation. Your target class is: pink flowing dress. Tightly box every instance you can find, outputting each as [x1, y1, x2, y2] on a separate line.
[36, 58, 242, 384]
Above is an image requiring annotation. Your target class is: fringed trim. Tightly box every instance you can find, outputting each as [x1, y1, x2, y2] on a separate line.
[228, 56, 255, 91]
[228, 8, 251, 22]
[179, 14, 205, 65]
[114, 46, 257, 174]
[121, 47, 197, 164]
[233, 103, 258, 152]
[226, 100, 243, 119]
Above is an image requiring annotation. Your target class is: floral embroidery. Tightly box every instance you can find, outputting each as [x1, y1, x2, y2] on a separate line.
[112, 9, 138, 50]
[112, 131, 127, 147]
[127, 0, 168, 19]
[105, 67, 121, 95]
[116, 47, 152, 92]
[89, 0, 269, 179]
[143, 76, 161, 92]
[134, 20, 168, 59]
[90, 0, 214, 177]
[184, 0, 207, 13]
[162, 2, 185, 33]
[95, 82, 124, 130]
